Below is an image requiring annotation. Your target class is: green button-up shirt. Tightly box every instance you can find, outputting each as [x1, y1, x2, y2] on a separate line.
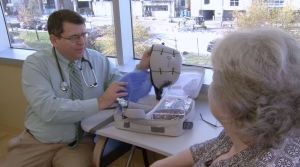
[22, 48, 122, 143]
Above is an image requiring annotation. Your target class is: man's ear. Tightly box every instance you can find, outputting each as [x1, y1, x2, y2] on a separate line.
[49, 34, 58, 47]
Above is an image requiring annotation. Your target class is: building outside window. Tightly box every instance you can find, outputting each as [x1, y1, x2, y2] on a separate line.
[151, 5, 168, 11]
[131, 0, 300, 68]
[264, 0, 285, 7]
[230, 0, 239, 6]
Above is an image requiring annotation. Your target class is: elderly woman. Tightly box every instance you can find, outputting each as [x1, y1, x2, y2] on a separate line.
[150, 28, 300, 167]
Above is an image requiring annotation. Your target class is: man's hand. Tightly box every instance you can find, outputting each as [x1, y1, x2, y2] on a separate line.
[97, 81, 128, 110]
[136, 48, 151, 70]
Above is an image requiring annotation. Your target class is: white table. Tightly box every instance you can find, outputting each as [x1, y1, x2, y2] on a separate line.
[82, 94, 223, 156]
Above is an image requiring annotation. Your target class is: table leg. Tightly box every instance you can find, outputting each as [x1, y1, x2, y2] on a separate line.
[142, 148, 149, 167]
[125, 145, 136, 167]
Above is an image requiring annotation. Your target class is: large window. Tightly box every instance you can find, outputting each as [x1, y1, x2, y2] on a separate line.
[1, 0, 300, 69]
[1, 0, 117, 57]
[130, 0, 300, 68]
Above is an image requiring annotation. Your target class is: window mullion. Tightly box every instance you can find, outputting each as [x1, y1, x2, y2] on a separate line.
[112, 0, 134, 66]
[0, 2, 10, 52]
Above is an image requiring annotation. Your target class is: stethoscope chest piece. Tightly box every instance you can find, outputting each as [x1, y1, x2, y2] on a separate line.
[60, 81, 69, 92]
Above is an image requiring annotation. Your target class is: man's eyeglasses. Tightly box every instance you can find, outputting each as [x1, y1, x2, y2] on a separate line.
[199, 113, 223, 128]
[59, 32, 88, 43]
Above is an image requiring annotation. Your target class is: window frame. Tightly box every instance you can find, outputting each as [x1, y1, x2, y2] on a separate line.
[0, 1, 11, 51]
[0, 0, 214, 86]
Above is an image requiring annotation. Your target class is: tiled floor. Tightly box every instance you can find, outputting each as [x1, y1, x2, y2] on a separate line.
[0, 125, 164, 167]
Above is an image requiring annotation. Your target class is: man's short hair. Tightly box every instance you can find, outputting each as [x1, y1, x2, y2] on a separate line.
[47, 9, 86, 36]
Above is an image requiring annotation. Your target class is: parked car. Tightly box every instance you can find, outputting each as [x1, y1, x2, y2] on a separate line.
[20, 21, 36, 29]
[6, 16, 20, 29]
[169, 17, 184, 23]
[194, 15, 205, 25]
[36, 21, 47, 31]
[207, 39, 217, 53]
[20, 19, 47, 30]
[183, 17, 196, 26]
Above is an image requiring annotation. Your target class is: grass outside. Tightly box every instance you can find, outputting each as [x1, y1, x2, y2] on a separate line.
[12, 30, 213, 68]
[183, 53, 212, 68]
[12, 30, 52, 50]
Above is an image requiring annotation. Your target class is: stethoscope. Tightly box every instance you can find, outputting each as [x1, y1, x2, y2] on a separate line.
[53, 47, 98, 92]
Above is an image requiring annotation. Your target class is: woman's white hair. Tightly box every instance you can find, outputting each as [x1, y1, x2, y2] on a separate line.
[211, 28, 300, 148]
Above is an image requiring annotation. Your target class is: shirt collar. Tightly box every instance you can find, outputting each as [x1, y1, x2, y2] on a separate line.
[54, 48, 70, 67]
[54, 48, 87, 68]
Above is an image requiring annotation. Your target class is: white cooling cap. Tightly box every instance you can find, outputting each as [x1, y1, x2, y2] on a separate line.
[150, 44, 182, 89]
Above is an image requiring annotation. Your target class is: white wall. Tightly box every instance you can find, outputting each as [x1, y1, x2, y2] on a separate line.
[93, 1, 113, 17]
[191, 0, 201, 17]
[290, 0, 300, 9]
[131, 1, 143, 17]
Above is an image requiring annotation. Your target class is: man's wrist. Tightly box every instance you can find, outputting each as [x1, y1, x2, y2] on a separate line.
[135, 63, 148, 71]
[135, 63, 142, 70]
[97, 96, 105, 110]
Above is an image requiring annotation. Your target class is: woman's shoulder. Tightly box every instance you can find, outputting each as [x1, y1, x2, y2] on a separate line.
[256, 128, 300, 166]
[191, 130, 229, 151]
[190, 131, 232, 164]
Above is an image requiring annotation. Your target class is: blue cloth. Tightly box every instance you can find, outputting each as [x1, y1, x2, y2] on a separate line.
[119, 70, 152, 102]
